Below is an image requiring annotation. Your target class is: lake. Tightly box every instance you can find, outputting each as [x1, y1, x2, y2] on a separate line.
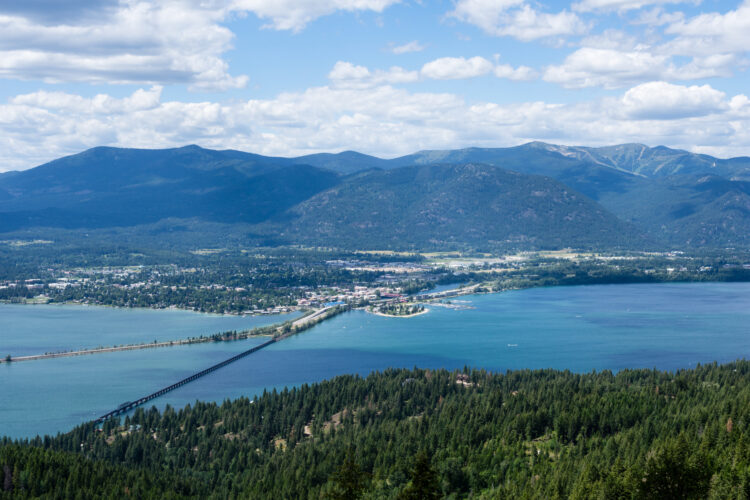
[2, 283, 749, 439]
[1, 303, 300, 356]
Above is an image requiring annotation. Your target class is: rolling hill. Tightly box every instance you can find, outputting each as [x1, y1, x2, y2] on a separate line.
[0, 146, 341, 231]
[277, 163, 645, 250]
[388, 143, 750, 247]
[1, 142, 749, 250]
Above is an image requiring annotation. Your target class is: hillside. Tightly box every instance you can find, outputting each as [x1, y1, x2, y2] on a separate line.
[0, 146, 341, 231]
[2, 142, 750, 250]
[277, 163, 645, 250]
[3, 363, 750, 498]
[394, 142, 750, 181]
[391, 143, 750, 247]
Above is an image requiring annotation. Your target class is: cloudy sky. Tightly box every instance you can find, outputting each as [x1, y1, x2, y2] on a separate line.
[1, 0, 749, 171]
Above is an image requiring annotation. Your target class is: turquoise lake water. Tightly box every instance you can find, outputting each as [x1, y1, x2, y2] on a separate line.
[1, 304, 300, 356]
[2, 283, 749, 439]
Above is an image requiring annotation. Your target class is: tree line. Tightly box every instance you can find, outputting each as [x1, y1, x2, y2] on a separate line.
[3, 361, 750, 498]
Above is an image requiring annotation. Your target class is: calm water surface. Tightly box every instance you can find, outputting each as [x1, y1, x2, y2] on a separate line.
[1, 303, 300, 356]
[2, 283, 749, 439]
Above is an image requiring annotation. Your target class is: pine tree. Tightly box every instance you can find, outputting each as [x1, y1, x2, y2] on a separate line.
[399, 451, 441, 500]
[329, 449, 368, 500]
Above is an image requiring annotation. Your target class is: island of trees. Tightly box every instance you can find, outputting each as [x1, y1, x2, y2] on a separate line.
[372, 303, 426, 317]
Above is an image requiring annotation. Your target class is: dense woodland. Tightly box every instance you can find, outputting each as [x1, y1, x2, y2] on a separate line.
[3, 362, 750, 498]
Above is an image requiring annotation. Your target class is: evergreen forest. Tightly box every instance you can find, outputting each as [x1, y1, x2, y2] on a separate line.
[2, 362, 750, 498]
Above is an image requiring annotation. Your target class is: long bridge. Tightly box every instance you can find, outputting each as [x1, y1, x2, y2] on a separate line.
[94, 337, 277, 423]
[93, 306, 337, 424]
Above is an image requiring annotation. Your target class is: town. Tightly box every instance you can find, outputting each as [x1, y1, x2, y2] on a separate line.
[3, 247, 749, 315]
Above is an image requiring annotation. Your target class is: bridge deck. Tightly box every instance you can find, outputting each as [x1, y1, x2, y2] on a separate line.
[94, 337, 276, 423]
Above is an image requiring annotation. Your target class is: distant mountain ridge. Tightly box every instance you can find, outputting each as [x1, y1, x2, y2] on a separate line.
[1, 142, 749, 250]
[393, 142, 750, 180]
[277, 163, 645, 250]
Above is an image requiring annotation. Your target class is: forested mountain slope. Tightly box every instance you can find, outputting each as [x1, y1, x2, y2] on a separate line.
[0, 146, 341, 231]
[392, 143, 750, 247]
[277, 163, 645, 251]
[2, 362, 749, 498]
[2, 142, 750, 249]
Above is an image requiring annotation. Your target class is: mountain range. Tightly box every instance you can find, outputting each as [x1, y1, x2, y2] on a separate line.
[2, 142, 749, 251]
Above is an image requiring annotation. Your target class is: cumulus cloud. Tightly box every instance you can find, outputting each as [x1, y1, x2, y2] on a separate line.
[392, 40, 425, 54]
[448, 0, 747, 91]
[665, 1, 750, 57]
[544, 46, 740, 89]
[572, 0, 685, 13]
[632, 7, 685, 26]
[450, 0, 586, 41]
[328, 61, 419, 88]
[0, 0, 402, 88]
[10, 86, 163, 113]
[331, 58, 536, 85]
[620, 81, 728, 119]
[544, 48, 669, 89]
[494, 64, 537, 81]
[421, 56, 494, 79]
[0, 3, 247, 90]
[233, 0, 400, 32]
[1, 81, 748, 172]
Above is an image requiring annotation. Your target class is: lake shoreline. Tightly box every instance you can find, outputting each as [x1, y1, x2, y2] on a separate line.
[3, 282, 749, 439]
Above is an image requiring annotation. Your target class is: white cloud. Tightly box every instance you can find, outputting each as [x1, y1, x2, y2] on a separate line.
[665, 1, 750, 57]
[392, 40, 425, 54]
[329, 62, 372, 81]
[1, 81, 748, 172]
[0, 3, 246, 90]
[670, 54, 740, 80]
[450, 0, 586, 41]
[632, 7, 685, 26]
[544, 48, 669, 89]
[328, 61, 419, 88]
[620, 81, 728, 119]
[544, 46, 740, 89]
[330, 58, 536, 85]
[421, 56, 494, 79]
[497, 6, 587, 41]
[494, 64, 537, 81]
[573, 0, 685, 13]
[10, 86, 163, 113]
[0, 0, 402, 88]
[233, 0, 401, 32]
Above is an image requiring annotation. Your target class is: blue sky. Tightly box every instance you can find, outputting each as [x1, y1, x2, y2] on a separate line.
[1, 0, 748, 170]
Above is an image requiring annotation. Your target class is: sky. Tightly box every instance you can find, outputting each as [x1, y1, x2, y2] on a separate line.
[1, 0, 749, 171]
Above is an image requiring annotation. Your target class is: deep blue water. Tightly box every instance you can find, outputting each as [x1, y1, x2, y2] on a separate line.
[2, 283, 749, 439]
